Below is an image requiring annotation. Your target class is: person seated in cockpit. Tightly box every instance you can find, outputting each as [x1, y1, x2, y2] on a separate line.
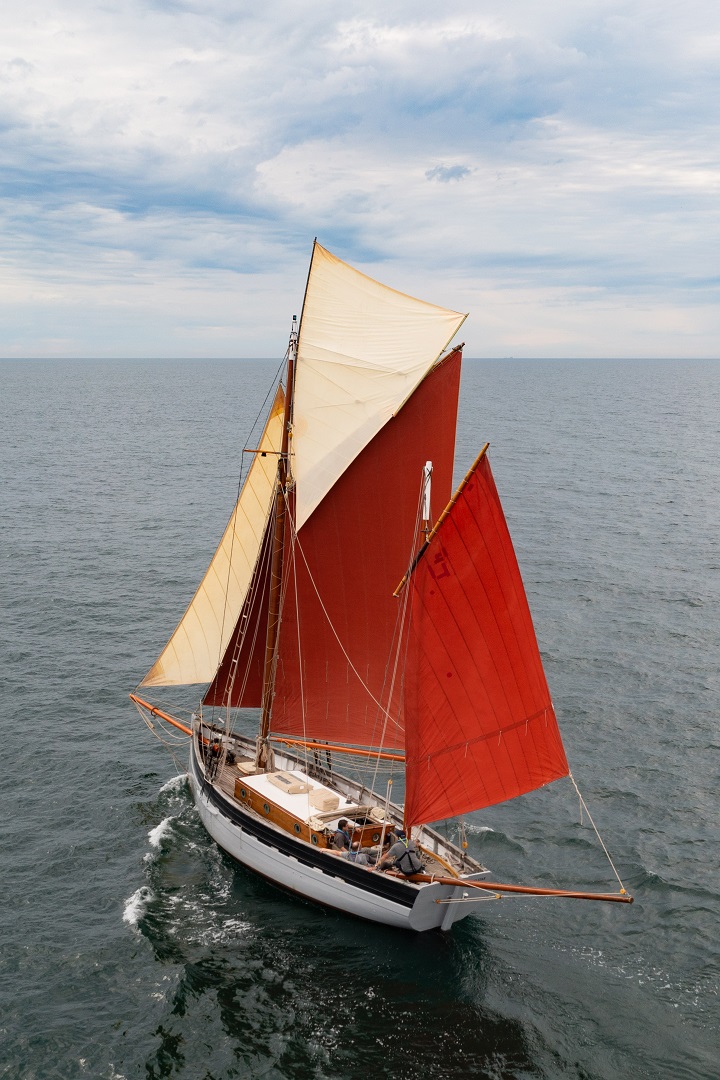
[375, 829, 423, 876]
[331, 819, 353, 851]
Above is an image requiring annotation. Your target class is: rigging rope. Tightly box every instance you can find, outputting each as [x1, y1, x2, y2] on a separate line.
[288, 506, 312, 789]
[285, 505, 402, 730]
[568, 772, 628, 894]
[277, 461, 434, 798]
[214, 352, 288, 725]
[220, 494, 275, 713]
[131, 699, 191, 779]
[369, 468, 428, 799]
[279, 492, 387, 791]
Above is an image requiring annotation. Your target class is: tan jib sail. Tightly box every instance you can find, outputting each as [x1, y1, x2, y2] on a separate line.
[140, 385, 285, 688]
[292, 243, 467, 528]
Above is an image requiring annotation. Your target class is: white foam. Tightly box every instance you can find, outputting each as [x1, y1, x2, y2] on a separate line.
[148, 816, 174, 848]
[123, 886, 152, 927]
[160, 773, 188, 794]
[187, 915, 252, 946]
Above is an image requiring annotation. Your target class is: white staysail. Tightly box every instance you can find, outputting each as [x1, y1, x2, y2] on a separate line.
[292, 244, 467, 528]
[140, 386, 285, 687]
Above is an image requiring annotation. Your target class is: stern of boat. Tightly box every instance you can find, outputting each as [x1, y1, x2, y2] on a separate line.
[408, 873, 490, 931]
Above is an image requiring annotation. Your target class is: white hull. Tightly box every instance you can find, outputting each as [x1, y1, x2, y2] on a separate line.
[188, 747, 481, 932]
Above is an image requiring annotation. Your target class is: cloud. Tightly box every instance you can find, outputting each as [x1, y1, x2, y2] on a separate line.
[426, 165, 472, 183]
[0, 0, 719, 356]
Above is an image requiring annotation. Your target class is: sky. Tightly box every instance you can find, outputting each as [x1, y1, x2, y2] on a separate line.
[2, 0, 719, 358]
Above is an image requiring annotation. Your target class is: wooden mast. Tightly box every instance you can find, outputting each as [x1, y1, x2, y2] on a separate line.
[256, 321, 297, 768]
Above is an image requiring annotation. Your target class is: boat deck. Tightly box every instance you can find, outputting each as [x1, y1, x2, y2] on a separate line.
[208, 748, 476, 880]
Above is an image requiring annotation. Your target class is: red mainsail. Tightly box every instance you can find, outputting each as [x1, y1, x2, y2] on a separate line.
[403, 453, 569, 827]
[269, 349, 463, 750]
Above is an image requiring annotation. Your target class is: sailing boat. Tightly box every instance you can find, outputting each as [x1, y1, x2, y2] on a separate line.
[131, 242, 632, 931]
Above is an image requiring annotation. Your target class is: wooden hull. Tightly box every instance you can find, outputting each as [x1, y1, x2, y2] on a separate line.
[188, 742, 484, 932]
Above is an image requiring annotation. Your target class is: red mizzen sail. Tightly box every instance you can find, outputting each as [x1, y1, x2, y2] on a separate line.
[269, 349, 463, 750]
[403, 453, 569, 827]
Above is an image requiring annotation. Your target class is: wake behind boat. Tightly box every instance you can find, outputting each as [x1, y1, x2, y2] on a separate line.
[131, 242, 632, 930]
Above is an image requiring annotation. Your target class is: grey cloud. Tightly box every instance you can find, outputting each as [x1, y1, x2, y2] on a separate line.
[426, 165, 471, 182]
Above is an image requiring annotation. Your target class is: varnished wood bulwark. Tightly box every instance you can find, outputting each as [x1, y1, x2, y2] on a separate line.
[232, 776, 389, 850]
[197, 738, 472, 881]
[233, 777, 321, 844]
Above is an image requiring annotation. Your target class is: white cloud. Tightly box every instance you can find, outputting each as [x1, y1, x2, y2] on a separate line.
[1, 0, 719, 356]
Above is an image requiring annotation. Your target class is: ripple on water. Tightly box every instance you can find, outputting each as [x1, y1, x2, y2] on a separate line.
[3, 358, 719, 1080]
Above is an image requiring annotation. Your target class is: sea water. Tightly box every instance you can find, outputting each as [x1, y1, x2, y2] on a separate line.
[0, 357, 718, 1079]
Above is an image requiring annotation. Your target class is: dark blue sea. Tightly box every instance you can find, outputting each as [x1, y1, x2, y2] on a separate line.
[1, 357, 718, 1079]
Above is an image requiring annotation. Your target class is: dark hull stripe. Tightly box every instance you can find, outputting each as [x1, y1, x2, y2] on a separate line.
[190, 746, 416, 909]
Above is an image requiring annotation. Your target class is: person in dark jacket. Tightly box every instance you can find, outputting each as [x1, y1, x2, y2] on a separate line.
[375, 830, 423, 875]
[332, 819, 353, 850]
[207, 738, 222, 780]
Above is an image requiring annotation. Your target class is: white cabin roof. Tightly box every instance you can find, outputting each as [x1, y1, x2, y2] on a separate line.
[240, 769, 356, 826]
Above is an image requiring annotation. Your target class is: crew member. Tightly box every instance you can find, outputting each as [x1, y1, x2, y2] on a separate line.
[207, 738, 222, 780]
[332, 819, 353, 851]
[375, 829, 423, 876]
